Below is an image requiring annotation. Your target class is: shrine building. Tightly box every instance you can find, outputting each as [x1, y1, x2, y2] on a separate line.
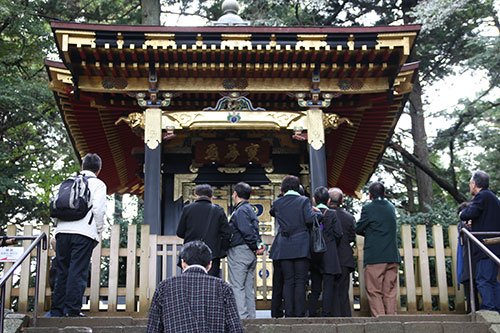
[45, 2, 420, 237]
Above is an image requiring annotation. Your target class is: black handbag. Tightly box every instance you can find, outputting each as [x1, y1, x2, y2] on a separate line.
[311, 213, 327, 254]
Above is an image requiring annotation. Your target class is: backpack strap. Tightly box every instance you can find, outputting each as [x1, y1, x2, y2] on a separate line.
[79, 172, 95, 224]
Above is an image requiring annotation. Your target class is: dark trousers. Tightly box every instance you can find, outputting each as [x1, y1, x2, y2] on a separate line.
[51, 233, 95, 316]
[333, 266, 352, 317]
[322, 273, 336, 317]
[308, 265, 322, 317]
[475, 259, 500, 312]
[208, 258, 221, 277]
[281, 258, 309, 317]
[271, 260, 284, 318]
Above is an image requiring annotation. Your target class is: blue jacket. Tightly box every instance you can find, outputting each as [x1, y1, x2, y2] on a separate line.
[229, 201, 261, 251]
[460, 189, 500, 262]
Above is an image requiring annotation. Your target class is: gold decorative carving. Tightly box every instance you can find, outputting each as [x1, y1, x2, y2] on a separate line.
[323, 113, 354, 130]
[144, 33, 177, 49]
[70, 76, 390, 94]
[347, 34, 355, 50]
[115, 112, 144, 130]
[268, 34, 277, 48]
[307, 108, 325, 150]
[264, 165, 274, 173]
[299, 164, 310, 175]
[296, 34, 328, 50]
[393, 70, 415, 95]
[221, 34, 252, 49]
[189, 164, 199, 173]
[376, 32, 417, 57]
[245, 143, 260, 162]
[162, 111, 307, 131]
[224, 143, 240, 162]
[145, 108, 162, 150]
[217, 167, 247, 174]
[174, 174, 197, 201]
[196, 33, 203, 47]
[204, 143, 220, 161]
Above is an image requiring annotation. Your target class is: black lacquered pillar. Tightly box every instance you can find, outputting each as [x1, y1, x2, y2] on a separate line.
[307, 108, 327, 193]
[144, 108, 162, 235]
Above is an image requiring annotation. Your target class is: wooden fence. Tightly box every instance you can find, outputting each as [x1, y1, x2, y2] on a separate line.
[0, 223, 465, 316]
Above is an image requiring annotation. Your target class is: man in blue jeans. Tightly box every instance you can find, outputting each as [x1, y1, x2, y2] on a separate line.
[460, 170, 500, 312]
[50, 153, 107, 317]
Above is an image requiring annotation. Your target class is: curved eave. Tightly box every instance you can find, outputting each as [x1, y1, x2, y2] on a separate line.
[46, 59, 143, 195]
[325, 61, 419, 197]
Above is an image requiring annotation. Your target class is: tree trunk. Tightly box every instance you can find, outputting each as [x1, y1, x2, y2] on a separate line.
[114, 193, 123, 225]
[408, 73, 434, 211]
[403, 157, 416, 213]
[389, 142, 468, 203]
[141, 0, 161, 25]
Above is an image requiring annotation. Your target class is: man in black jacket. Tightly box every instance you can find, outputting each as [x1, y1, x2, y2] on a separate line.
[177, 184, 232, 277]
[329, 187, 356, 317]
[227, 182, 264, 318]
[460, 170, 500, 312]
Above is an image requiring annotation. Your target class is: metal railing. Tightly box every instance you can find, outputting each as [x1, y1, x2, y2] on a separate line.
[0, 233, 48, 332]
[459, 223, 500, 313]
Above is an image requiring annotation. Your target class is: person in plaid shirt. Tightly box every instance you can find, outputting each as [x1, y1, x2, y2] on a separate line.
[147, 240, 243, 333]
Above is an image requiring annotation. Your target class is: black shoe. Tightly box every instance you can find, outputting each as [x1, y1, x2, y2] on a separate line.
[66, 312, 87, 317]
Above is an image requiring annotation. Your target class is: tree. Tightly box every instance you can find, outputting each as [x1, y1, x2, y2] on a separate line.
[0, 0, 143, 229]
[141, 0, 161, 25]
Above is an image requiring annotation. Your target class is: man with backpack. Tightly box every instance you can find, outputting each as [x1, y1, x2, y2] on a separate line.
[49, 153, 107, 317]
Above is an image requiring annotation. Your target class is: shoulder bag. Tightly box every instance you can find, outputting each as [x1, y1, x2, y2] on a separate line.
[311, 211, 327, 254]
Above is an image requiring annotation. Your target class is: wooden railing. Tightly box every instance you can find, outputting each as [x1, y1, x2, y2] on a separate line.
[0, 223, 465, 315]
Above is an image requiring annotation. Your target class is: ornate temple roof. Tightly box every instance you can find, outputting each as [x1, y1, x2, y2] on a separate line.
[46, 21, 420, 197]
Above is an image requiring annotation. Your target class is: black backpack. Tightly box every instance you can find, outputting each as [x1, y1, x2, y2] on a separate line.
[50, 173, 93, 222]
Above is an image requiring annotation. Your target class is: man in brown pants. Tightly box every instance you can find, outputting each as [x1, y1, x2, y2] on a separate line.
[355, 182, 401, 316]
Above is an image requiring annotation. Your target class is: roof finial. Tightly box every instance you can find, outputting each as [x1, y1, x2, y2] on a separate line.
[213, 0, 249, 26]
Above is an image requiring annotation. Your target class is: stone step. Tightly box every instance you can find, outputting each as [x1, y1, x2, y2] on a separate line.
[29, 316, 147, 328]
[20, 312, 500, 333]
[22, 322, 491, 333]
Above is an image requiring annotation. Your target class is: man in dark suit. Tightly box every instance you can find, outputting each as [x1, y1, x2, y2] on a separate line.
[460, 170, 500, 312]
[329, 187, 356, 317]
[177, 184, 232, 277]
[270, 175, 318, 317]
[147, 240, 243, 333]
[355, 182, 400, 316]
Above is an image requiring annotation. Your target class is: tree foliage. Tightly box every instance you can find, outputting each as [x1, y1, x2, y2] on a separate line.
[0, 0, 143, 228]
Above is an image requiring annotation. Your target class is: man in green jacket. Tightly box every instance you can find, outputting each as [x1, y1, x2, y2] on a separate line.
[355, 182, 400, 316]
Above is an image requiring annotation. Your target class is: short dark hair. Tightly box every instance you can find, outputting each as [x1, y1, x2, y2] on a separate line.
[281, 175, 300, 193]
[472, 170, 489, 189]
[195, 184, 213, 198]
[234, 182, 252, 200]
[180, 240, 212, 267]
[369, 182, 385, 199]
[328, 187, 343, 205]
[82, 153, 102, 173]
[314, 186, 330, 205]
